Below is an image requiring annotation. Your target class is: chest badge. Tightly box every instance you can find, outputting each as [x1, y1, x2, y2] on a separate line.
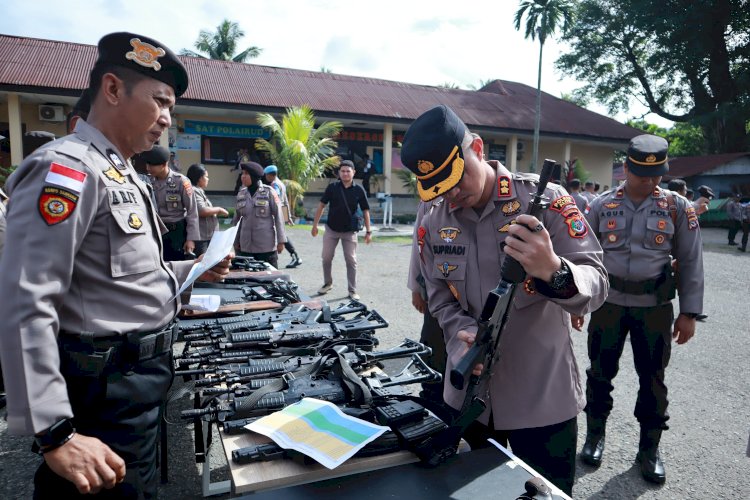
[501, 200, 521, 216]
[498, 222, 512, 233]
[657, 199, 668, 209]
[437, 262, 458, 278]
[438, 226, 460, 243]
[128, 213, 143, 229]
[657, 219, 667, 230]
[607, 233, 618, 243]
[654, 234, 665, 245]
[103, 166, 126, 184]
[607, 219, 616, 230]
[604, 202, 621, 209]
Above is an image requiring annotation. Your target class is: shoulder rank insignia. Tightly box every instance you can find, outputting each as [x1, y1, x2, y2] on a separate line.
[126, 38, 166, 71]
[438, 227, 461, 243]
[103, 166, 126, 184]
[566, 214, 588, 238]
[437, 262, 458, 278]
[497, 176, 512, 198]
[550, 195, 576, 213]
[128, 213, 143, 229]
[38, 186, 78, 225]
[501, 200, 521, 216]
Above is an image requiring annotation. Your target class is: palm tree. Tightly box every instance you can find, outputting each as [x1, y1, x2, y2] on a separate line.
[514, 0, 574, 172]
[180, 19, 261, 62]
[255, 106, 342, 217]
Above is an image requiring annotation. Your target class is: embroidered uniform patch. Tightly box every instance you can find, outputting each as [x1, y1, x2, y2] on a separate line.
[438, 227, 460, 243]
[607, 219, 616, 229]
[686, 206, 699, 230]
[550, 195, 576, 212]
[566, 214, 588, 238]
[497, 176, 512, 197]
[417, 225, 426, 260]
[38, 186, 78, 225]
[45, 162, 86, 193]
[657, 219, 667, 230]
[182, 178, 193, 197]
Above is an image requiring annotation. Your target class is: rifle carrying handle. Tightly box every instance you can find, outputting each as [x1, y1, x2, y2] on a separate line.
[500, 160, 556, 284]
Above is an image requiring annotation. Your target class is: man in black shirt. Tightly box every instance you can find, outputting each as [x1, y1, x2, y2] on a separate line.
[311, 160, 372, 300]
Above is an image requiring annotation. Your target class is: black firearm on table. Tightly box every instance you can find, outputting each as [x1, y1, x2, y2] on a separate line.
[449, 160, 555, 419]
[180, 340, 441, 422]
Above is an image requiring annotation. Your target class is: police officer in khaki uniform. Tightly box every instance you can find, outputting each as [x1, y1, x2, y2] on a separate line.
[142, 144, 200, 260]
[0, 187, 6, 409]
[578, 135, 704, 484]
[233, 161, 286, 268]
[0, 32, 231, 498]
[401, 105, 608, 495]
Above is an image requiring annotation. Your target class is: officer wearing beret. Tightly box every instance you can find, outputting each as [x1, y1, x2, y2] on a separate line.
[402, 105, 608, 495]
[0, 32, 231, 498]
[577, 134, 704, 484]
[142, 144, 200, 260]
[232, 161, 286, 268]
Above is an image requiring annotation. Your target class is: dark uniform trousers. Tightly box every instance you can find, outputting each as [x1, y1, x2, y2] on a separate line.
[460, 416, 578, 496]
[238, 250, 278, 270]
[419, 311, 446, 405]
[162, 220, 190, 261]
[585, 302, 673, 431]
[34, 336, 174, 499]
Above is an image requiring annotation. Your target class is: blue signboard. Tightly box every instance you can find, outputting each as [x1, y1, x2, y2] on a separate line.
[183, 120, 271, 139]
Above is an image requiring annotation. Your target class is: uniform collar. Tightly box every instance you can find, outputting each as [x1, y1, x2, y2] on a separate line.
[74, 119, 129, 168]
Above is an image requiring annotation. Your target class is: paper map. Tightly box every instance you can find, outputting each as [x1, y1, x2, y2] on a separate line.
[246, 398, 389, 469]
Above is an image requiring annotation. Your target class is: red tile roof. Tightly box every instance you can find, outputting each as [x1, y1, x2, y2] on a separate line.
[664, 153, 750, 179]
[0, 34, 641, 142]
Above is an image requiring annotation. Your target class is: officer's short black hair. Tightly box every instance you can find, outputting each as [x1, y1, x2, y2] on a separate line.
[186, 164, 207, 186]
[584, 180, 594, 188]
[667, 178, 687, 192]
[339, 160, 355, 170]
[569, 178, 581, 189]
[89, 65, 147, 100]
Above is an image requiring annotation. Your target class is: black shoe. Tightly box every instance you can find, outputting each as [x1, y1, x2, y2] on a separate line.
[581, 434, 605, 467]
[0, 394, 6, 409]
[729, 241, 738, 245]
[738, 247, 747, 252]
[285, 254, 301, 268]
[637, 448, 666, 484]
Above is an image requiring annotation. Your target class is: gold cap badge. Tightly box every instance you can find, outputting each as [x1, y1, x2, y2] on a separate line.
[126, 38, 165, 71]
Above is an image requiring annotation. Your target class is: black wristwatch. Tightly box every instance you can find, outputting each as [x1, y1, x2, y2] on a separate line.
[32, 418, 76, 455]
[547, 258, 572, 290]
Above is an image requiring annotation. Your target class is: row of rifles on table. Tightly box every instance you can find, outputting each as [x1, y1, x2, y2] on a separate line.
[172, 256, 482, 467]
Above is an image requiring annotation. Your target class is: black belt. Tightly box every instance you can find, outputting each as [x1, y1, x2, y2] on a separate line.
[608, 274, 661, 295]
[59, 320, 178, 375]
[165, 220, 186, 232]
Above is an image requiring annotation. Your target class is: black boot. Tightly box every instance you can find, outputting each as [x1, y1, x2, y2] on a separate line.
[286, 253, 301, 268]
[637, 428, 666, 484]
[580, 415, 606, 467]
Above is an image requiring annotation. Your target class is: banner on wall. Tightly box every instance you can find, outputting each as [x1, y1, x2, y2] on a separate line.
[183, 120, 271, 139]
[177, 133, 201, 151]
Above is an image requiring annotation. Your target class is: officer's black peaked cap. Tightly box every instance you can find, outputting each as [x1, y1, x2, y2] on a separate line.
[95, 32, 188, 97]
[626, 134, 669, 177]
[401, 105, 467, 202]
[139, 145, 170, 165]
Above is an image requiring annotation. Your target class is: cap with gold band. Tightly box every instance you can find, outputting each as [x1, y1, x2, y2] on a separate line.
[625, 134, 669, 177]
[401, 105, 467, 201]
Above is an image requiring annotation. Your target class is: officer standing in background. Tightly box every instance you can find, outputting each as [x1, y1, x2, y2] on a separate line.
[577, 135, 704, 484]
[143, 144, 200, 260]
[0, 32, 232, 498]
[233, 161, 286, 268]
[401, 105, 608, 495]
[264, 165, 302, 268]
[726, 193, 742, 246]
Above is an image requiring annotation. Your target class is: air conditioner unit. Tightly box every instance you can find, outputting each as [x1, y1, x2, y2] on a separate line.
[39, 105, 65, 122]
[516, 141, 526, 152]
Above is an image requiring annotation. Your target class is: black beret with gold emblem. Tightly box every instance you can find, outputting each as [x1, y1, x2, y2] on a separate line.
[138, 145, 170, 165]
[401, 105, 467, 201]
[626, 134, 669, 177]
[94, 32, 188, 96]
[240, 161, 265, 179]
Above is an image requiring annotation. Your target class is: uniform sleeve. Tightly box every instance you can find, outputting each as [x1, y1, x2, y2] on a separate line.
[0, 150, 98, 434]
[541, 189, 609, 316]
[0, 202, 7, 258]
[270, 190, 286, 245]
[407, 202, 428, 294]
[182, 177, 200, 241]
[674, 198, 704, 314]
[420, 214, 479, 368]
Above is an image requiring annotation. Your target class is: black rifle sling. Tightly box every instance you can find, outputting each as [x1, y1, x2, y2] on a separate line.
[331, 350, 372, 406]
[238, 355, 332, 410]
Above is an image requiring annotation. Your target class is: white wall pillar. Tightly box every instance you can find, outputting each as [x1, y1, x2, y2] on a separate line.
[383, 123, 393, 194]
[8, 93, 23, 166]
[508, 135, 518, 173]
[563, 140, 571, 165]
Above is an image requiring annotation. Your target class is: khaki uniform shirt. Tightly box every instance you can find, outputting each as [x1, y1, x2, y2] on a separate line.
[408, 199, 441, 298]
[232, 183, 285, 254]
[419, 161, 608, 430]
[151, 170, 200, 240]
[194, 186, 219, 241]
[585, 186, 704, 312]
[0, 188, 7, 258]
[726, 199, 742, 221]
[0, 120, 192, 434]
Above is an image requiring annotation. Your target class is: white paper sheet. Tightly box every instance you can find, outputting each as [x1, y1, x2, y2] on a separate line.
[183, 294, 221, 312]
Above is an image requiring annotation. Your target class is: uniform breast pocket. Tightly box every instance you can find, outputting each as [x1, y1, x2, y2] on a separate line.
[430, 255, 469, 310]
[599, 216, 627, 249]
[644, 217, 674, 251]
[254, 200, 270, 218]
[166, 194, 182, 211]
[109, 208, 158, 277]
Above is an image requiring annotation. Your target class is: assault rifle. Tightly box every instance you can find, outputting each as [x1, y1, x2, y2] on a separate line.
[195, 278, 301, 305]
[185, 309, 387, 350]
[180, 342, 441, 422]
[230, 255, 272, 272]
[449, 160, 555, 417]
[178, 338, 432, 389]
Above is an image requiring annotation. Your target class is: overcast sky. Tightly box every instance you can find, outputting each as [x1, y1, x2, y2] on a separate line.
[2, 0, 671, 126]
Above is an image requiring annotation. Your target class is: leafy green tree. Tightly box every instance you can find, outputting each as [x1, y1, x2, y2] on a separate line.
[181, 19, 261, 62]
[514, 0, 575, 172]
[556, 0, 749, 153]
[395, 169, 418, 198]
[627, 120, 706, 157]
[560, 91, 590, 108]
[438, 82, 461, 89]
[255, 106, 342, 216]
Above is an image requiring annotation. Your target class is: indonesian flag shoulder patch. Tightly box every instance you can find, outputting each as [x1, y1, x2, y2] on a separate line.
[45, 162, 86, 194]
